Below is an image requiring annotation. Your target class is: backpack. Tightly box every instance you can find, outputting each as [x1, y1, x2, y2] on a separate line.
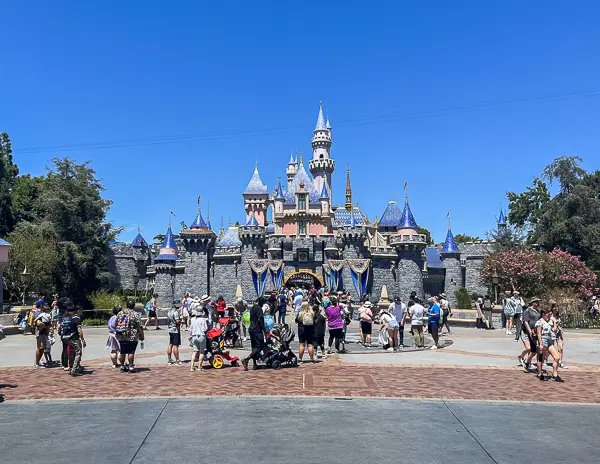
[145, 301, 152, 312]
[302, 311, 314, 326]
[60, 316, 74, 340]
[115, 311, 132, 336]
[484, 299, 492, 310]
[278, 294, 286, 306]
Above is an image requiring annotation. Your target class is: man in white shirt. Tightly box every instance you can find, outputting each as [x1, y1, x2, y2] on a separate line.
[389, 296, 407, 347]
[408, 300, 425, 348]
[293, 291, 303, 313]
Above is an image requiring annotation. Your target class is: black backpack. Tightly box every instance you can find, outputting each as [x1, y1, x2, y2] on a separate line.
[60, 316, 74, 341]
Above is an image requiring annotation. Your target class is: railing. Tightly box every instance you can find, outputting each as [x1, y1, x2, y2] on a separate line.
[562, 313, 600, 329]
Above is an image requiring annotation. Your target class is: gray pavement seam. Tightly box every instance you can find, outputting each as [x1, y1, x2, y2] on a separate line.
[128, 399, 170, 464]
[444, 401, 499, 464]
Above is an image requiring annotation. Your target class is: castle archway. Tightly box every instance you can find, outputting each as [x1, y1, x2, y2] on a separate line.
[284, 269, 324, 290]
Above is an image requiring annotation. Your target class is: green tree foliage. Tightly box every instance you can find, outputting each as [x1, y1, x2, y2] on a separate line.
[506, 177, 551, 230]
[453, 234, 482, 244]
[0, 133, 19, 236]
[4, 222, 59, 301]
[417, 227, 433, 245]
[11, 174, 45, 224]
[454, 288, 472, 309]
[542, 155, 585, 193]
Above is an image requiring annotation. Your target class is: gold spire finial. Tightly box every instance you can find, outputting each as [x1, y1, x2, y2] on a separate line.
[447, 212, 451, 230]
[345, 165, 353, 212]
[137, 225, 141, 234]
[374, 216, 379, 228]
[255, 159, 258, 172]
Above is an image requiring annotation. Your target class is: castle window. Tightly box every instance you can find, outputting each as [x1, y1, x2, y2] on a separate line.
[299, 221, 306, 235]
[320, 154, 324, 159]
[298, 194, 306, 211]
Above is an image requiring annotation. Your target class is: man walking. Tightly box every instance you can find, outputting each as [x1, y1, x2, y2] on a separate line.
[167, 299, 182, 365]
[277, 290, 288, 325]
[116, 300, 144, 373]
[512, 291, 525, 341]
[242, 296, 269, 371]
[439, 293, 452, 335]
[426, 296, 441, 349]
[59, 305, 86, 376]
[33, 306, 52, 368]
[144, 293, 161, 330]
[521, 297, 541, 375]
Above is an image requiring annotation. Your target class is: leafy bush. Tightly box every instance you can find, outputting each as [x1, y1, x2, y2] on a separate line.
[455, 288, 472, 309]
[82, 318, 108, 326]
[89, 291, 122, 310]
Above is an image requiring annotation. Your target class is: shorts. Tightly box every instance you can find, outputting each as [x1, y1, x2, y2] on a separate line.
[148, 310, 157, 319]
[556, 330, 563, 341]
[36, 334, 48, 350]
[190, 335, 206, 352]
[120, 340, 138, 354]
[169, 332, 181, 346]
[313, 333, 325, 347]
[298, 325, 314, 345]
[360, 321, 372, 335]
[428, 321, 440, 334]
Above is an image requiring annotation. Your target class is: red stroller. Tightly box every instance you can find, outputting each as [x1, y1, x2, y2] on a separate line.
[219, 317, 242, 348]
[206, 328, 240, 369]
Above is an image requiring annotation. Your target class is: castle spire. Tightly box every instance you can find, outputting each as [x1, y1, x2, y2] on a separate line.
[398, 183, 418, 230]
[442, 212, 460, 253]
[315, 101, 326, 131]
[345, 165, 353, 212]
[155, 219, 179, 261]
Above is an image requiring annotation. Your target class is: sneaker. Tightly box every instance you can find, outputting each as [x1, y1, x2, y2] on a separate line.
[523, 362, 530, 373]
[34, 364, 46, 369]
[62, 366, 70, 371]
[387, 347, 394, 352]
[128, 365, 136, 373]
[175, 361, 182, 366]
[167, 360, 174, 365]
[447, 331, 453, 335]
[243, 337, 247, 342]
[559, 362, 568, 369]
[242, 359, 249, 371]
[326, 349, 332, 355]
[537, 374, 547, 381]
[70, 371, 81, 377]
[156, 327, 162, 330]
[120, 366, 129, 372]
[111, 364, 119, 368]
[430, 345, 438, 350]
[550, 376, 564, 383]
[517, 356, 524, 367]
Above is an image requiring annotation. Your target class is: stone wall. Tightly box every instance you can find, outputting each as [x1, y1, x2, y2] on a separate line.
[442, 253, 462, 307]
[153, 264, 176, 308]
[212, 259, 239, 302]
[371, 258, 397, 303]
[396, 250, 424, 302]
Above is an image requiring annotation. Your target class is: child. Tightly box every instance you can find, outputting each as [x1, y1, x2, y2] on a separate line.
[313, 305, 327, 358]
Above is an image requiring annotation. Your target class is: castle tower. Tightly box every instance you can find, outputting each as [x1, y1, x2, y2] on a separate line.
[153, 218, 180, 306]
[388, 184, 426, 300]
[273, 177, 285, 233]
[345, 166, 352, 212]
[440, 213, 463, 307]
[319, 176, 332, 234]
[243, 162, 268, 226]
[239, 212, 266, 299]
[497, 207, 507, 235]
[286, 151, 298, 188]
[309, 102, 335, 198]
[130, 226, 150, 290]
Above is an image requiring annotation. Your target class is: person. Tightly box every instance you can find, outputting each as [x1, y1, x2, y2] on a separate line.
[313, 304, 327, 358]
[521, 297, 541, 373]
[389, 297, 407, 347]
[293, 290, 303, 313]
[359, 300, 373, 347]
[550, 302, 566, 369]
[181, 293, 192, 331]
[591, 296, 599, 317]
[59, 307, 86, 376]
[483, 294, 494, 329]
[296, 301, 316, 362]
[50, 295, 59, 330]
[116, 299, 144, 373]
[277, 290, 288, 325]
[32, 305, 52, 368]
[242, 296, 270, 371]
[189, 304, 209, 372]
[268, 292, 277, 317]
[106, 306, 121, 368]
[325, 296, 344, 354]
[379, 305, 399, 352]
[144, 293, 161, 330]
[426, 297, 441, 350]
[439, 293, 452, 335]
[535, 308, 564, 382]
[216, 295, 227, 322]
[512, 291, 525, 340]
[503, 291, 515, 335]
[475, 296, 485, 329]
[408, 300, 425, 347]
[167, 299, 182, 365]
[235, 296, 248, 341]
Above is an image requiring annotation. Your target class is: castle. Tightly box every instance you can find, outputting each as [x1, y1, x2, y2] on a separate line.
[109, 104, 502, 308]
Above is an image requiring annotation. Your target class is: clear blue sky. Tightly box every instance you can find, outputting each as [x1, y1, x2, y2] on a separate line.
[2, 1, 599, 243]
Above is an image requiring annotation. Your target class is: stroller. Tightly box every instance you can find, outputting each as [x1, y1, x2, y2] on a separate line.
[219, 317, 242, 348]
[206, 328, 240, 369]
[264, 324, 298, 370]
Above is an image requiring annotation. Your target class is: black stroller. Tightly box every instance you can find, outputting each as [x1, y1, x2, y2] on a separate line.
[264, 324, 298, 369]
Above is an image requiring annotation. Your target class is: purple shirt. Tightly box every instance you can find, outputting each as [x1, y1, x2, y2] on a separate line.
[325, 305, 344, 329]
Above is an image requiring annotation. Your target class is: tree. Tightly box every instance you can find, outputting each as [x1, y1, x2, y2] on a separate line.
[5, 222, 59, 301]
[11, 174, 45, 224]
[542, 155, 585, 193]
[507, 177, 551, 230]
[453, 234, 481, 244]
[39, 158, 122, 304]
[417, 227, 433, 245]
[0, 133, 19, 236]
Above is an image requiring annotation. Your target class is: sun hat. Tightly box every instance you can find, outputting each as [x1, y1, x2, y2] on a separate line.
[364, 301, 373, 308]
[439, 293, 447, 299]
[172, 299, 182, 308]
[200, 294, 211, 303]
[528, 297, 541, 305]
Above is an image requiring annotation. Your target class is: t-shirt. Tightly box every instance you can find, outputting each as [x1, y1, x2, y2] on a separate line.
[108, 315, 117, 334]
[249, 304, 265, 333]
[167, 309, 181, 334]
[35, 312, 51, 336]
[293, 294, 303, 313]
[277, 294, 287, 309]
[359, 307, 373, 322]
[116, 310, 141, 342]
[522, 307, 540, 334]
[439, 299, 449, 313]
[325, 305, 344, 329]
[410, 304, 425, 326]
[428, 303, 441, 322]
[189, 316, 208, 338]
[535, 318, 553, 345]
[314, 313, 327, 337]
[389, 302, 407, 324]
[512, 297, 524, 314]
[69, 316, 82, 340]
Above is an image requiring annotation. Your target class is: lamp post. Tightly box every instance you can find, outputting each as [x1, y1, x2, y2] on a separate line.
[20, 266, 31, 306]
[492, 269, 500, 305]
[133, 269, 140, 300]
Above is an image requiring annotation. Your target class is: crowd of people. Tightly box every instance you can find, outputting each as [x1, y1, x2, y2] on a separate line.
[10, 286, 581, 383]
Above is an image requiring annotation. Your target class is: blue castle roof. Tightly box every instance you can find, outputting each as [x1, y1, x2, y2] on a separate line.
[216, 227, 242, 247]
[274, 178, 285, 201]
[243, 167, 268, 195]
[320, 181, 329, 200]
[425, 248, 444, 268]
[379, 200, 402, 227]
[284, 163, 320, 204]
[155, 225, 179, 261]
[131, 232, 147, 247]
[245, 213, 259, 228]
[498, 207, 507, 225]
[441, 228, 460, 253]
[334, 207, 366, 227]
[190, 211, 208, 229]
[399, 199, 418, 229]
[0, 238, 12, 246]
[315, 103, 326, 131]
